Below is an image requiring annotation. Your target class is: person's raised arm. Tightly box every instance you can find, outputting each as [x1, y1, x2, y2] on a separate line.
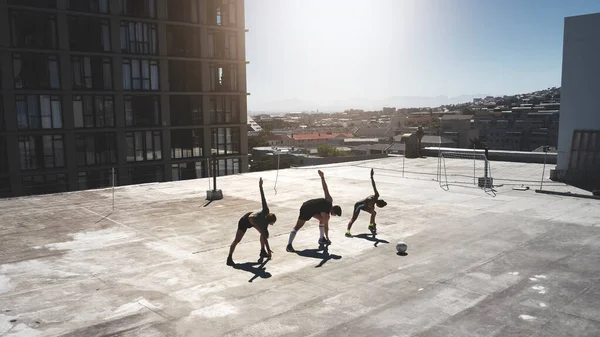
[318, 170, 332, 202]
[371, 168, 379, 199]
[259, 177, 268, 213]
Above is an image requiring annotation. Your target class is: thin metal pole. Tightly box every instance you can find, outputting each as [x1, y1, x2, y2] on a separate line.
[206, 158, 211, 190]
[473, 145, 476, 185]
[402, 155, 405, 177]
[212, 154, 217, 191]
[540, 148, 548, 190]
[111, 167, 115, 211]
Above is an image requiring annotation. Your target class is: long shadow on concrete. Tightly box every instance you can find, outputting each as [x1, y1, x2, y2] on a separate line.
[353, 233, 389, 247]
[295, 246, 342, 268]
[232, 258, 272, 282]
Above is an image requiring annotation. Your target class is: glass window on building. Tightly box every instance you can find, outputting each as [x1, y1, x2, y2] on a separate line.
[120, 21, 157, 55]
[13, 53, 60, 90]
[170, 95, 203, 126]
[68, 16, 111, 52]
[73, 95, 114, 128]
[75, 133, 117, 167]
[127, 165, 163, 185]
[211, 127, 240, 156]
[72, 56, 112, 90]
[77, 169, 116, 191]
[172, 162, 204, 181]
[126, 131, 162, 162]
[217, 158, 239, 176]
[68, 0, 109, 13]
[124, 95, 161, 126]
[209, 96, 239, 124]
[171, 129, 203, 159]
[16, 95, 62, 130]
[22, 173, 68, 196]
[10, 10, 57, 50]
[122, 58, 159, 91]
[120, 0, 156, 19]
[18, 135, 65, 170]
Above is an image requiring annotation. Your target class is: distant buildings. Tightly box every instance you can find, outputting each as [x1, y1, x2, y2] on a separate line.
[440, 114, 478, 148]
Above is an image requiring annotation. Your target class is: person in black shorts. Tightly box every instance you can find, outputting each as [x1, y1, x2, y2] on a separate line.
[286, 170, 342, 252]
[345, 168, 387, 237]
[227, 177, 276, 266]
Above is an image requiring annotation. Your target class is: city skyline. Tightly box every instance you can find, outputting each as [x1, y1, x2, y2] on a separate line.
[245, 0, 600, 112]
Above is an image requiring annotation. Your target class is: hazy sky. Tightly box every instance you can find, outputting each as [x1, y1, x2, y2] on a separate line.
[244, 0, 600, 110]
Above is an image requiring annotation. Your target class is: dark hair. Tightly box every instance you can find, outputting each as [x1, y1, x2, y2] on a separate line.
[266, 213, 277, 224]
[332, 205, 342, 216]
[376, 200, 387, 208]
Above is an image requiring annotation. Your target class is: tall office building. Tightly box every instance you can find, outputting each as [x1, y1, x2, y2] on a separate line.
[0, 0, 248, 198]
[555, 12, 600, 191]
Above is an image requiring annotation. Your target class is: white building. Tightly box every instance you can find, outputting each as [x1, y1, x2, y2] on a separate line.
[555, 13, 600, 190]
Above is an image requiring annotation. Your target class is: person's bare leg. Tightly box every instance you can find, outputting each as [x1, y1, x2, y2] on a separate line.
[227, 230, 245, 265]
[287, 219, 306, 252]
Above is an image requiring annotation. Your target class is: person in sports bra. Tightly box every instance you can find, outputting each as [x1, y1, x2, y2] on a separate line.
[286, 170, 342, 252]
[227, 177, 277, 266]
[345, 168, 387, 237]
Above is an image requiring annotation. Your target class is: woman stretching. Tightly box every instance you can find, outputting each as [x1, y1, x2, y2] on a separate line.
[227, 177, 277, 266]
[345, 169, 387, 237]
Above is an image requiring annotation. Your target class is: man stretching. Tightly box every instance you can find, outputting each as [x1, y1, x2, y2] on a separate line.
[345, 168, 387, 237]
[286, 170, 342, 252]
[227, 177, 276, 266]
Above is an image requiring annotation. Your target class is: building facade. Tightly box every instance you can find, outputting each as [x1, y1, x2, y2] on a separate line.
[555, 12, 600, 191]
[0, 0, 248, 198]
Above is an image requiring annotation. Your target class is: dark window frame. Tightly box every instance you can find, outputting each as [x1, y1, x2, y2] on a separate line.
[77, 169, 116, 191]
[0, 137, 7, 174]
[171, 129, 203, 159]
[171, 161, 204, 181]
[122, 58, 160, 91]
[10, 10, 58, 50]
[120, 0, 156, 19]
[8, 0, 57, 9]
[126, 130, 162, 162]
[13, 52, 60, 90]
[209, 95, 239, 124]
[124, 95, 161, 126]
[217, 158, 239, 176]
[207, 30, 238, 60]
[127, 165, 163, 185]
[170, 95, 203, 126]
[16, 95, 63, 130]
[211, 127, 240, 156]
[73, 95, 115, 128]
[68, 0, 110, 13]
[68, 16, 111, 53]
[120, 21, 158, 55]
[209, 63, 238, 92]
[75, 132, 117, 167]
[166, 25, 201, 57]
[22, 173, 68, 196]
[169, 60, 202, 92]
[72, 55, 113, 90]
[18, 134, 65, 170]
[167, 0, 199, 23]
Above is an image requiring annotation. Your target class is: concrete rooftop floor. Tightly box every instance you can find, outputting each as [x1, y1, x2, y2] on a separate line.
[1, 157, 599, 337]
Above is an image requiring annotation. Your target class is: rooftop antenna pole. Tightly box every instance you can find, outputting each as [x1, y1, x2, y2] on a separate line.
[213, 154, 217, 191]
[473, 144, 476, 186]
[206, 154, 223, 201]
[540, 146, 548, 190]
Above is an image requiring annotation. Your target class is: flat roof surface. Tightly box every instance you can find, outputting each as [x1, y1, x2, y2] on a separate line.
[1, 157, 599, 337]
